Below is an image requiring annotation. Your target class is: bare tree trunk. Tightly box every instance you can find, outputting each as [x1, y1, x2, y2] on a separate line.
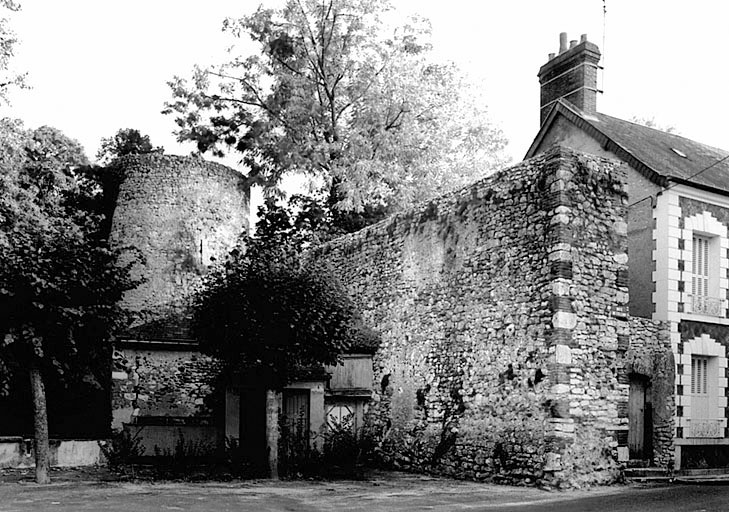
[29, 364, 50, 484]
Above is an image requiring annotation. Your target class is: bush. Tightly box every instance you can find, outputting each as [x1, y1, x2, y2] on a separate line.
[153, 433, 214, 479]
[279, 408, 320, 477]
[279, 411, 374, 479]
[99, 429, 145, 473]
[223, 436, 266, 478]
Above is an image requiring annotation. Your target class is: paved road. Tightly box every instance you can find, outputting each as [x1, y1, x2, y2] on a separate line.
[0, 472, 728, 511]
[531, 484, 729, 512]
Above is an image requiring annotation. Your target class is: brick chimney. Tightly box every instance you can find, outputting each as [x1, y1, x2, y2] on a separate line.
[538, 33, 601, 125]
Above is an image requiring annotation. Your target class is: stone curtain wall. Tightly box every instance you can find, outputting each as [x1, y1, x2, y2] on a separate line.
[310, 146, 634, 486]
[109, 154, 250, 339]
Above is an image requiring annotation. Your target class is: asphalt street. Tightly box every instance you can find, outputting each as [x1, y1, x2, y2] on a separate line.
[0, 471, 727, 511]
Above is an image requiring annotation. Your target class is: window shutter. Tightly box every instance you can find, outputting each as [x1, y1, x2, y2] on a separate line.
[692, 236, 710, 297]
[692, 356, 710, 394]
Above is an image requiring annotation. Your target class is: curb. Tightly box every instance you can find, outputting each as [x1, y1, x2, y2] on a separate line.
[673, 477, 729, 485]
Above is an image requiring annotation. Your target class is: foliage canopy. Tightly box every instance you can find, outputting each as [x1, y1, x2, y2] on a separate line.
[164, 0, 508, 222]
[628, 115, 678, 135]
[0, 0, 26, 105]
[0, 119, 135, 395]
[193, 201, 364, 388]
[96, 128, 164, 165]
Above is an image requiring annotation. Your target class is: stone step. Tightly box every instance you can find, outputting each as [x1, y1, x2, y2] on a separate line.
[625, 476, 675, 484]
[625, 458, 652, 468]
[626, 467, 729, 485]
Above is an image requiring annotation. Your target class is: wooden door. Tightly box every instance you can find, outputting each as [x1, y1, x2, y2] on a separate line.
[628, 376, 651, 459]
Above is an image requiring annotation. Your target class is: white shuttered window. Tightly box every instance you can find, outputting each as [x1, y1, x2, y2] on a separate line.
[692, 235, 710, 297]
[691, 356, 709, 395]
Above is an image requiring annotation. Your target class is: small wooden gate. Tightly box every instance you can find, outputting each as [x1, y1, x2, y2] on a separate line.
[282, 389, 310, 439]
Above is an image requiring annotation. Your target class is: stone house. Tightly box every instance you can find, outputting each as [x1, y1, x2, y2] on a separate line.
[527, 32, 729, 470]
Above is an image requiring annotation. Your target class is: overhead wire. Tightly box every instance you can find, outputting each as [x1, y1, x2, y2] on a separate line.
[601, 0, 606, 93]
[597, 2, 729, 209]
[627, 152, 729, 208]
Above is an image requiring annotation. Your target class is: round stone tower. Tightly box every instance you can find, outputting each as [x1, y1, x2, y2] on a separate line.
[108, 154, 250, 340]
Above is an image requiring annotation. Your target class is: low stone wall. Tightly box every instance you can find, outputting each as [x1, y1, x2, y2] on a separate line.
[0, 438, 104, 468]
[123, 424, 222, 459]
[310, 146, 644, 486]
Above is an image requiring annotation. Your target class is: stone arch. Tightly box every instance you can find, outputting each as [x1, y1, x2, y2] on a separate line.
[684, 211, 726, 238]
[623, 349, 654, 377]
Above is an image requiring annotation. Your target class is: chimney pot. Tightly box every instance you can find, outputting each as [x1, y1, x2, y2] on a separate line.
[548, 53, 555, 61]
[559, 32, 568, 54]
[538, 32, 602, 125]
[580, 34, 588, 43]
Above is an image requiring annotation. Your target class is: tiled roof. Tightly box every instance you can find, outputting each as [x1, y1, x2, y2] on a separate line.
[527, 100, 729, 195]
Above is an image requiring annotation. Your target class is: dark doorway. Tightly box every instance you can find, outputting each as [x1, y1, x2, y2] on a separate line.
[628, 374, 653, 460]
[239, 387, 267, 465]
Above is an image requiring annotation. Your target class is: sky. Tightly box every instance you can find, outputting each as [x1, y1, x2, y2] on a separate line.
[4, 1, 729, 183]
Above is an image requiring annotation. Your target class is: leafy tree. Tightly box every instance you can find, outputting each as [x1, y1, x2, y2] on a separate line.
[629, 115, 678, 135]
[193, 201, 357, 389]
[0, 0, 26, 105]
[0, 120, 136, 483]
[164, 0, 508, 229]
[96, 128, 163, 165]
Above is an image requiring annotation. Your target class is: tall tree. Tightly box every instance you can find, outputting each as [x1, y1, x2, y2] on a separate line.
[96, 128, 163, 165]
[0, 120, 135, 484]
[164, 0, 508, 227]
[0, 0, 26, 105]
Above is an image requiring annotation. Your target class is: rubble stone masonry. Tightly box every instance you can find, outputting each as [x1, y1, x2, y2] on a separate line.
[110, 347, 222, 428]
[109, 154, 250, 338]
[311, 146, 669, 486]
